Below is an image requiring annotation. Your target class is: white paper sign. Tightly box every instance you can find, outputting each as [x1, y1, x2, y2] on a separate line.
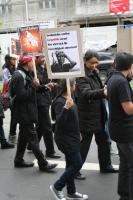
[43, 26, 84, 79]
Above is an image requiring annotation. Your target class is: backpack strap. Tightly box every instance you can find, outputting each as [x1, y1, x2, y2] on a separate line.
[18, 70, 26, 86]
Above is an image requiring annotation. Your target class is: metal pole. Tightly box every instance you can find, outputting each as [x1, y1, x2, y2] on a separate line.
[117, 15, 121, 25]
[25, 0, 29, 22]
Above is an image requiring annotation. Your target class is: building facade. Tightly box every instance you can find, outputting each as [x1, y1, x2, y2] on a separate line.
[0, 0, 133, 32]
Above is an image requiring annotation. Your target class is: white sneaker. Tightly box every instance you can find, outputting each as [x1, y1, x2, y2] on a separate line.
[50, 185, 66, 200]
[67, 192, 88, 200]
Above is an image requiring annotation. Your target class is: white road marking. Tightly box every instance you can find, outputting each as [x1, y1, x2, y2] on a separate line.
[33, 159, 119, 171]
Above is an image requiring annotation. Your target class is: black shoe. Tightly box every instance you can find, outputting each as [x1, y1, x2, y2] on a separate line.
[14, 160, 34, 168]
[100, 165, 119, 173]
[1, 141, 15, 149]
[39, 163, 57, 172]
[67, 192, 88, 200]
[75, 172, 86, 180]
[46, 153, 61, 159]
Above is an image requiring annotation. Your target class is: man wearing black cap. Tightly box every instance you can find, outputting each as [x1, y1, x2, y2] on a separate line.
[10, 56, 57, 171]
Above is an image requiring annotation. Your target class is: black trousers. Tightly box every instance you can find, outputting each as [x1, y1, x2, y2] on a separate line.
[117, 142, 133, 200]
[80, 129, 111, 170]
[9, 109, 17, 136]
[37, 106, 55, 155]
[15, 124, 48, 167]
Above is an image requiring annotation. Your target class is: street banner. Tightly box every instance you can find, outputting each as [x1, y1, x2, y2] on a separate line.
[18, 25, 43, 57]
[38, 20, 57, 29]
[42, 26, 84, 79]
[109, 0, 130, 14]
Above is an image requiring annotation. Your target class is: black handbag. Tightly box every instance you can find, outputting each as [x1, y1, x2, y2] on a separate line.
[0, 95, 10, 111]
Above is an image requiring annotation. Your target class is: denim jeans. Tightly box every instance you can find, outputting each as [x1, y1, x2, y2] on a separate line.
[54, 151, 82, 194]
[117, 142, 133, 200]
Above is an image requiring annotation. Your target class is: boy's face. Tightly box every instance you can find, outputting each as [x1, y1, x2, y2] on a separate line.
[36, 56, 45, 65]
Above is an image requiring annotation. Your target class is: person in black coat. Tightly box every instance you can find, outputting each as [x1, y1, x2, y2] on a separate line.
[0, 93, 14, 149]
[33, 55, 60, 158]
[75, 50, 118, 180]
[50, 79, 88, 200]
[10, 56, 57, 171]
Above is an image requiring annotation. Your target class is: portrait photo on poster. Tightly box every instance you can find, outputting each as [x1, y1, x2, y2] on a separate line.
[42, 26, 84, 79]
[18, 25, 43, 57]
[51, 51, 78, 73]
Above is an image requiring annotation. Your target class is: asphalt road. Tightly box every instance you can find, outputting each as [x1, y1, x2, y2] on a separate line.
[0, 110, 119, 200]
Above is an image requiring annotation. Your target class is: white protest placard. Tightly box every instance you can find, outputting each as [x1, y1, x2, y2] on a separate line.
[42, 26, 84, 79]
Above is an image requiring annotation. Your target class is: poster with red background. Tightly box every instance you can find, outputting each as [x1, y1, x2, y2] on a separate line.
[109, 0, 130, 14]
[18, 25, 43, 57]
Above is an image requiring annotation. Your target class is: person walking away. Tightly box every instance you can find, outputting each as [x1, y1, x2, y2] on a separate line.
[107, 52, 133, 200]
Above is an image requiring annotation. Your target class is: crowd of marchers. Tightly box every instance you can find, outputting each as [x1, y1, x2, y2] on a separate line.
[0, 50, 133, 200]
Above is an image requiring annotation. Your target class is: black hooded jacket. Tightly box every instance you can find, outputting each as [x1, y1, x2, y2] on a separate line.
[52, 96, 80, 154]
[36, 65, 52, 106]
[10, 67, 38, 124]
[76, 68, 106, 132]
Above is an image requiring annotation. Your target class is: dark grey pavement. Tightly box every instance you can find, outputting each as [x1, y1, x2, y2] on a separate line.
[0, 110, 119, 200]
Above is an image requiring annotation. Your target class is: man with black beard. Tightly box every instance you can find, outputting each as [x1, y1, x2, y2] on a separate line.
[10, 56, 57, 171]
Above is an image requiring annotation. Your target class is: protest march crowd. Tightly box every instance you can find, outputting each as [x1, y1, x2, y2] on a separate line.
[0, 50, 133, 200]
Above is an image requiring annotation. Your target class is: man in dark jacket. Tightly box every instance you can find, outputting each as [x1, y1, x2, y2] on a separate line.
[10, 56, 57, 171]
[34, 55, 60, 158]
[107, 52, 133, 200]
[76, 50, 117, 180]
